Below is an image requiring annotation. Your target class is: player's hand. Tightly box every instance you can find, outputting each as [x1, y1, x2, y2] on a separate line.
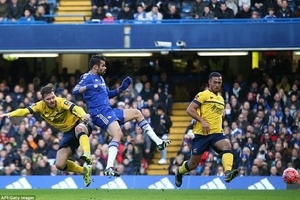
[119, 76, 133, 91]
[0, 113, 10, 119]
[201, 121, 210, 134]
[82, 114, 90, 123]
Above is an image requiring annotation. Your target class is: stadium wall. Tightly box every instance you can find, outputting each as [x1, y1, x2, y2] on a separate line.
[1, 20, 300, 51]
[0, 176, 286, 190]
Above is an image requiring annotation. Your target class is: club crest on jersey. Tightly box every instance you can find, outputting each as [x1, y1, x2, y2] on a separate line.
[64, 101, 71, 106]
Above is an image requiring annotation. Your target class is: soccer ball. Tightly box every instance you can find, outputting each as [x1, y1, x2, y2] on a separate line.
[282, 168, 299, 184]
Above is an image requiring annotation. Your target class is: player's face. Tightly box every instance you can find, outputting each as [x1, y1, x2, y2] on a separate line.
[96, 60, 106, 75]
[43, 92, 57, 109]
[209, 76, 222, 93]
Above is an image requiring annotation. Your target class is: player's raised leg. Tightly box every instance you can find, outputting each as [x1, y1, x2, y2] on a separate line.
[214, 138, 238, 183]
[55, 147, 92, 187]
[104, 120, 123, 177]
[75, 122, 92, 165]
[122, 109, 171, 150]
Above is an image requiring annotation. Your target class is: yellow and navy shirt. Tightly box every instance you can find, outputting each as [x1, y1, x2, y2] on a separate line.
[9, 97, 86, 133]
[193, 89, 224, 135]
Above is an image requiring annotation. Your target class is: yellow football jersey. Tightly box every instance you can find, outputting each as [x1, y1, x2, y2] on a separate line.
[193, 89, 224, 135]
[28, 97, 84, 132]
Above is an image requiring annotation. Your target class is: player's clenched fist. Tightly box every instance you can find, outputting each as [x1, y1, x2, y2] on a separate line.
[82, 114, 90, 123]
[119, 76, 132, 91]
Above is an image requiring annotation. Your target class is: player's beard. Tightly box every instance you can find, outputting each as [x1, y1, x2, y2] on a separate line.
[47, 101, 56, 109]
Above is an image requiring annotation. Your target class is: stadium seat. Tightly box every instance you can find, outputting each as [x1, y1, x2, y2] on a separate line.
[181, 5, 192, 13]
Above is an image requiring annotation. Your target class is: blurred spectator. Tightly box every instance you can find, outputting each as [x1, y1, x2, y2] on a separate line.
[226, 0, 238, 16]
[134, 4, 148, 21]
[264, 7, 277, 18]
[276, 0, 293, 17]
[23, 0, 38, 16]
[215, 2, 234, 19]
[8, 0, 23, 21]
[191, 0, 206, 19]
[163, 4, 181, 19]
[146, 5, 163, 21]
[209, 0, 221, 14]
[153, 105, 172, 164]
[0, 0, 8, 22]
[102, 12, 115, 23]
[117, 3, 134, 21]
[35, 5, 52, 23]
[201, 6, 215, 19]
[168, 152, 184, 175]
[235, 4, 251, 18]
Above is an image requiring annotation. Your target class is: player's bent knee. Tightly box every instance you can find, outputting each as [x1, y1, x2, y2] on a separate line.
[188, 161, 198, 170]
[55, 161, 66, 171]
[134, 109, 142, 118]
[75, 124, 88, 137]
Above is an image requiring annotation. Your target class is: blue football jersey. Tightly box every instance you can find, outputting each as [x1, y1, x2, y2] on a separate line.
[73, 72, 109, 111]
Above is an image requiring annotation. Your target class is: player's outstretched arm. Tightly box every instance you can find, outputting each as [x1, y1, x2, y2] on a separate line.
[0, 108, 31, 118]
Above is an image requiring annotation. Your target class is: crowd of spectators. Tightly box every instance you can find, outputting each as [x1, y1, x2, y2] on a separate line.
[169, 69, 300, 177]
[0, 0, 54, 23]
[0, 67, 176, 176]
[90, 0, 300, 22]
[2, 0, 300, 24]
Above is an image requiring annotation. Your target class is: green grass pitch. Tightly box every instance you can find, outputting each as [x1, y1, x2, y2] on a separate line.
[0, 189, 297, 200]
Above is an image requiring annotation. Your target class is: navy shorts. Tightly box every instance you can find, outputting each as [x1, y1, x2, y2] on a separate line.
[91, 107, 120, 131]
[59, 122, 92, 154]
[191, 133, 227, 155]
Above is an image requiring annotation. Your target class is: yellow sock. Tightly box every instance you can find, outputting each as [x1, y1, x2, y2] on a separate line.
[79, 134, 91, 154]
[222, 153, 233, 172]
[66, 160, 84, 174]
[179, 161, 189, 174]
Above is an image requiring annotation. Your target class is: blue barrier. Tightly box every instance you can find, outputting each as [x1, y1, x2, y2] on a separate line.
[1, 19, 300, 51]
[0, 175, 286, 190]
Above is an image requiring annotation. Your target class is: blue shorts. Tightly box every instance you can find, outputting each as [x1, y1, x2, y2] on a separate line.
[59, 122, 92, 153]
[191, 133, 227, 155]
[91, 107, 123, 131]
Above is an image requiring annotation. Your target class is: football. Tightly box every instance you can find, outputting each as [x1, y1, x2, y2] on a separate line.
[282, 167, 299, 184]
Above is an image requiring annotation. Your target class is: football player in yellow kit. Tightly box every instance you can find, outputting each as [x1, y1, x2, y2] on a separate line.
[0, 83, 92, 187]
[175, 72, 238, 187]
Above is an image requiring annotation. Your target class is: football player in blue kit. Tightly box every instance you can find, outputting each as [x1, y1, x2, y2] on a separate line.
[73, 55, 171, 177]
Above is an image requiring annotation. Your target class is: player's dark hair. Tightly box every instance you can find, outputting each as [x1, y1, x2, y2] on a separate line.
[40, 83, 55, 98]
[209, 72, 222, 80]
[89, 55, 106, 69]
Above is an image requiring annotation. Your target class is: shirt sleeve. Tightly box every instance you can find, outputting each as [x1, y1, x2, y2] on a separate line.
[60, 98, 86, 120]
[192, 91, 206, 106]
[9, 101, 42, 117]
[73, 73, 90, 95]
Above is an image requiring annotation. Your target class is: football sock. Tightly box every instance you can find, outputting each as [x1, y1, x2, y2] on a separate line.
[78, 133, 91, 154]
[138, 119, 162, 145]
[66, 160, 83, 174]
[222, 152, 233, 172]
[179, 161, 190, 174]
[106, 140, 119, 169]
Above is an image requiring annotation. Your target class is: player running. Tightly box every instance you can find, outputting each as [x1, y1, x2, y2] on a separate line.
[175, 72, 238, 187]
[0, 84, 92, 187]
[72, 55, 170, 177]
